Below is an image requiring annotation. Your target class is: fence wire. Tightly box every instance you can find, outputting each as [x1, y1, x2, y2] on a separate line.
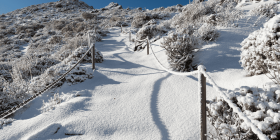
[126, 26, 269, 140]
[0, 43, 95, 119]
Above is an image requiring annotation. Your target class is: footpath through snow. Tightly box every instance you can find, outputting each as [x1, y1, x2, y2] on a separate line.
[0, 15, 274, 139]
[0, 27, 213, 140]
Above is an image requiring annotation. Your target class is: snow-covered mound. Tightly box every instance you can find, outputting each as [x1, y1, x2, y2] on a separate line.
[240, 14, 280, 76]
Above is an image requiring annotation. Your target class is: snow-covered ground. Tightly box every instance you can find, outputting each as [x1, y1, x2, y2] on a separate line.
[19, 43, 29, 56]
[1, 0, 280, 139]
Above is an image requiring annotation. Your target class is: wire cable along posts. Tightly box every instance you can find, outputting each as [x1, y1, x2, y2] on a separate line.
[0, 33, 96, 119]
[120, 25, 270, 140]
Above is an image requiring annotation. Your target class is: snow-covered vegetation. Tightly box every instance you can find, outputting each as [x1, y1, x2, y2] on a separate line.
[0, 0, 104, 117]
[2, 0, 280, 139]
[240, 14, 280, 76]
[207, 85, 280, 139]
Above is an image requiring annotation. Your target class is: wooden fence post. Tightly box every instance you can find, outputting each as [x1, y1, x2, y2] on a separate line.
[92, 44, 95, 70]
[88, 33, 95, 70]
[135, 40, 136, 50]
[129, 31, 131, 42]
[146, 37, 149, 55]
[87, 33, 90, 48]
[200, 72, 207, 140]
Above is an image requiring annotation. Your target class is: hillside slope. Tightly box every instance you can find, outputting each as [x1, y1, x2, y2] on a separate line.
[1, 0, 280, 139]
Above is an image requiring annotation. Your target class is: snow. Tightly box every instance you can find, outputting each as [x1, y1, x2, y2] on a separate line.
[19, 43, 30, 56]
[2, 0, 280, 139]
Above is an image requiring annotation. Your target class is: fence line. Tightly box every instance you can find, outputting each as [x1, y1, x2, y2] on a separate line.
[0, 33, 96, 119]
[121, 26, 270, 140]
[200, 70, 269, 140]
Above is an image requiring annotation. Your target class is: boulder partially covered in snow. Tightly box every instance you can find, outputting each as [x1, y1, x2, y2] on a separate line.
[240, 15, 280, 76]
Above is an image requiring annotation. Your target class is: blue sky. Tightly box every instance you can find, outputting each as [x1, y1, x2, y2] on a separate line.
[0, 0, 192, 14]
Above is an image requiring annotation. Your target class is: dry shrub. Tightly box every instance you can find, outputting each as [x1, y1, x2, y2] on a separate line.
[132, 12, 151, 28]
[164, 7, 177, 12]
[172, 0, 242, 28]
[153, 7, 165, 12]
[81, 12, 96, 21]
[61, 23, 74, 34]
[55, 3, 63, 8]
[73, 17, 84, 22]
[0, 34, 4, 40]
[193, 23, 220, 42]
[15, 23, 44, 35]
[51, 19, 68, 30]
[110, 16, 122, 23]
[136, 24, 166, 40]
[64, 31, 74, 37]
[161, 33, 201, 72]
[0, 26, 6, 29]
[53, 37, 82, 61]
[49, 35, 63, 44]
[11, 55, 60, 80]
[0, 37, 12, 45]
[249, 2, 278, 18]
[74, 22, 86, 32]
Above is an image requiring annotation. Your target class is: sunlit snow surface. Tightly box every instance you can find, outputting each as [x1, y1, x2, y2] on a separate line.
[1, 0, 280, 139]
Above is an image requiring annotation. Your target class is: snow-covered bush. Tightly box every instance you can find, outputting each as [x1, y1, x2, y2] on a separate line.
[0, 118, 15, 129]
[66, 45, 103, 63]
[0, 37, 12, 45]
[55, 3, 63, 8]
[48, 35, 63, 44]
[0, 64, 12, 82]
[172, 0, 242, 28]
[207, 96, 258, 139]
[193, 23, 220, 42]
[153, 7, 165, 12]
[87, 29, 103, 42]
[55, 31, 102, 61]
[10, 55, 60, 80]
[164, 7, 177, 13]
[15, 23, 44, 35]
[49, 19, 68, 30]
[207, 85, 280, 139]
[249, 2, 278, 18]
[132, 12, 150, 28]
[110, 16, 122, 23]
[40, 93, 61, 113]
[160, 33, 200, 72]
[27, 45, 97, 95]
[81, 12, 96, 21]
[1, 45, 99, 116]
[240, 15, 280, 76]
[136, 24, 166, 40]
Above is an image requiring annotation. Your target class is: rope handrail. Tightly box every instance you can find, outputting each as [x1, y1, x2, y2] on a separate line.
[120, 26, 269, 140]
[0, 43, 95, 119]
[200, 70, 269, 140]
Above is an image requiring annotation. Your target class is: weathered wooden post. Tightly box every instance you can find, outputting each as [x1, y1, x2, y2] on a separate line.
[135, 40, 136, 50]
[87, 33, 90, 48]
[198, 66, 207, 140]
[91, 44, 95, 70]
[88, 33, 95, 70]
[129, 31, 131, 42]
[146, 37, 149, 55]
[121, 24, 122, 33]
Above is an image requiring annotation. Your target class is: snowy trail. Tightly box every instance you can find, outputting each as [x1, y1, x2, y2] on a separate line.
[0, 27, 214, 140]
[1, 17, 274, 139]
